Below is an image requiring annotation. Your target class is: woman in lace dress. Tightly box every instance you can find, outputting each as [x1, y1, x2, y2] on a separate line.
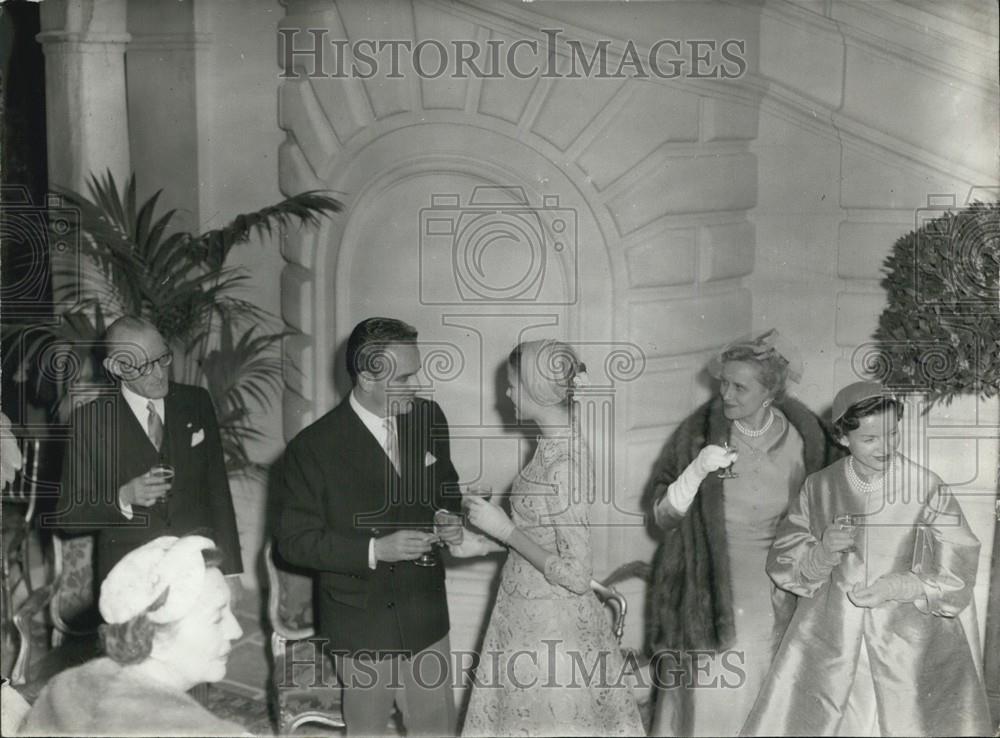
[460, 340, 644, 737]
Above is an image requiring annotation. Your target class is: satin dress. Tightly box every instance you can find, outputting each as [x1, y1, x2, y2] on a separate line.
[462, 436, 644, 737]
[741, 456, 992, 737]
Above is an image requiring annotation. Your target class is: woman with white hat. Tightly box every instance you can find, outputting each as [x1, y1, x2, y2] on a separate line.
[22, 535, 246, 736]
[647, 329, 845, 737]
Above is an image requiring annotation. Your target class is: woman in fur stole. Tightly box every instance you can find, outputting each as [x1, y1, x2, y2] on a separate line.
[646, 330, 844, 736]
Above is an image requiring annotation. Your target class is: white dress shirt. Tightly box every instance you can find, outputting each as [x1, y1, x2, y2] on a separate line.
[117, 385, 166, 519]
[349, 390, 394, 570]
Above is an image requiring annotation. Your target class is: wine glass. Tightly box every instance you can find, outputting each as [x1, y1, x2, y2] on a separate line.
[414, 527, 441, 567]
[833, 513, 858, 553]
[463, 483, 493, 502]
[716, 441, 739, 479]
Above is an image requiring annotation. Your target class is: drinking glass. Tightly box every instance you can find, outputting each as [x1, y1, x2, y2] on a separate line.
[833, 513, 858, 553]
[463, 483, 493, 502]
[149, 463, 174, 500]
[716, 441, 739, 479]
[414, 527, 441, 567]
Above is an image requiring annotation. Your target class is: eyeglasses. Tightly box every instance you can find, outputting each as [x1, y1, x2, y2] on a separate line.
[119, 350, 173, 378]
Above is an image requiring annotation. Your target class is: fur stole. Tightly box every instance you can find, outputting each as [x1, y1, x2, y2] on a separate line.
[646, 396, 844, 653]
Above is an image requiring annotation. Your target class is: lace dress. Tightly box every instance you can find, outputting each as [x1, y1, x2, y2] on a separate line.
[462, 436, 644, 737]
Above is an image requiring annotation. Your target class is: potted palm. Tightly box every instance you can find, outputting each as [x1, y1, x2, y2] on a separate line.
[6, 171, 341, 478]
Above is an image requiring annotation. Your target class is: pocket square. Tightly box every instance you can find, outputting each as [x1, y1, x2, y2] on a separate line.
[191, 429, 205, 447]
[424, 451, 437, 467]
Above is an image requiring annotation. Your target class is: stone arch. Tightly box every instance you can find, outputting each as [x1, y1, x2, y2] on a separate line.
[294, 119, 616, 417]
[277, 0, 761, 658]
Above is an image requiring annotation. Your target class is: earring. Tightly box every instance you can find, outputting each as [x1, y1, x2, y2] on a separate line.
[762, 400, 771, 408]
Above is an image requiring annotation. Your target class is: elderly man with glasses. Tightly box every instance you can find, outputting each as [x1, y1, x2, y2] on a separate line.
[55, 316, 243, 595]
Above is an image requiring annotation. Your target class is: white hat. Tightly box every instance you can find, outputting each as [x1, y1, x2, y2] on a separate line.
[99, 535, 216, 625]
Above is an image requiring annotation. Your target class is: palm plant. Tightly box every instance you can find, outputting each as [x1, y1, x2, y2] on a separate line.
[6, 171, 340, 476]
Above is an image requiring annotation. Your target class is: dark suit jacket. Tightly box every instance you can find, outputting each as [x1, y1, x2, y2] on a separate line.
[276, 395, 462, 656]
[55, 382, 242, 584]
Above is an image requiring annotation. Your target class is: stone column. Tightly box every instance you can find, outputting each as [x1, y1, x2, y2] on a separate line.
[126, 0, 208, 231]
[37, 0, 130, 193]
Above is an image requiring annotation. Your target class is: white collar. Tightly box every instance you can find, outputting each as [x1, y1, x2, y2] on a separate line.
[121, 383, 165, 425]
[349, 389, 391, 443]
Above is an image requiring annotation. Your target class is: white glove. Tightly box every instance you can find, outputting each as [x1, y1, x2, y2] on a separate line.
[659, 445, 737, 517]
[848, 572, 926, 608]
[447, 531, 506, 557]
[694, 444, 737, 476]
[464, 496, 517, 543]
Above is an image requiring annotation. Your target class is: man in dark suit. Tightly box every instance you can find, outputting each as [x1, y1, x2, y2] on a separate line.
[277, 317, 465, 736]
[56, 316, 242, 587]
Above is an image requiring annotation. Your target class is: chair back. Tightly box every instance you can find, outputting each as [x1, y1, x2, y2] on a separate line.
[6, 437, 42, 515]
[590, 579, 627, 643]
[263, 540, 344, 733]
[49, 534, 98, 646]
[264, 540, 314, 641]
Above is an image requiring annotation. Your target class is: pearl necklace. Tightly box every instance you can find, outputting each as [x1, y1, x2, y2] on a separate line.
[846, 456, 888, 494]
[734, 409, 774, 438]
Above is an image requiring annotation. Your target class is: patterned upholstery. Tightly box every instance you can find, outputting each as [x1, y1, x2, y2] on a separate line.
[9, 533, 101, 701]
[50, 535, 99, 644]
[264, 541, 344, 734]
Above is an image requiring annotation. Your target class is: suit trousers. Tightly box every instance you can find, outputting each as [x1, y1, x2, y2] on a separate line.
[334, 633, 456, 737]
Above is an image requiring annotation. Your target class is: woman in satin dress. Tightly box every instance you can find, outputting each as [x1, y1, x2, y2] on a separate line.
[460, 339, 644, 737]
[741, 381, 992, 736]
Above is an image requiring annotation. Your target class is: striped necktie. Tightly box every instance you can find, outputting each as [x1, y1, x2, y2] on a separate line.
[147, 401, 164, 452]
[383, 416, 401, 476]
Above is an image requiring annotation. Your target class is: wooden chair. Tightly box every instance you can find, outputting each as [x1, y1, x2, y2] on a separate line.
[264, 540, 345, 734]
[3, 437, 57, 686]
[591, 560, 655, 732]
[590, 578, 628, 643]
[2, 438, 42, 599]
[8, 533, 101, 699]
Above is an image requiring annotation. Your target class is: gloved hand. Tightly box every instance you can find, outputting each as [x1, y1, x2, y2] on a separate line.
[799, 525, 855, 581]
[848, 572, 925, 608]
[693, 444, 738, 476]
[464, 496, 516, 543]
[656, 445, 738, 522]
[819, 524, 856, 559]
